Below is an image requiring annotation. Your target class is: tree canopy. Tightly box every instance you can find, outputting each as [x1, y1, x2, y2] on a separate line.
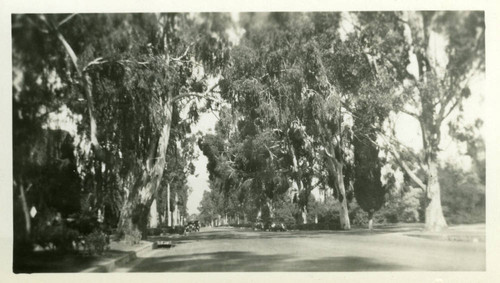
[13, 11, 485, 254]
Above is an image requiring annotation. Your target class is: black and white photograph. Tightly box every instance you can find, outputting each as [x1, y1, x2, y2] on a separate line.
[4, 0, 499, 280]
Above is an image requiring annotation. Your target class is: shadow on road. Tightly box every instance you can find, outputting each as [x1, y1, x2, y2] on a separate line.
[14, 250, 131, 273]
[157, 225, 423, 243]
[128, 251, 410, 272]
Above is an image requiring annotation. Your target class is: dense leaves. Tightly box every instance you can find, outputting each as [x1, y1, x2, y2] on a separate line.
[13, 12, 485, 255]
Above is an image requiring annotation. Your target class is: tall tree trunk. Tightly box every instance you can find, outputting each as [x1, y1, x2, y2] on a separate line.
[424, 159, 447, 231]
[325, 144, 351, 230]
[301, 206, 308, 224]
[148, 199, 158, 228]
[337, 165, 351, 230]
[166, 183, 172, 227]
[47, 22, 108, 162]
[173, 192, 179, 226]
[420, 116, 448, 232]
[117, 100, 173, 237]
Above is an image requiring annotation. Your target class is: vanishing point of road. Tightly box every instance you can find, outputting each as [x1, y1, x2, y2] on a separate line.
[114, 225, 485, 272]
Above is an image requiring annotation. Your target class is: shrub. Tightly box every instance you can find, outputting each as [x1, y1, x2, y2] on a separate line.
[273, 199, 299, 226]
[316, 199, 341, 226]
[31, 211, 80, 252]
[84, 230, 109, 255]
[378, 186, 423, 224]
[348, 200, 369, 226]
[50, 225, 80, 252]
[124, 230, 142, 245]
[350, 209, 369, 226]
[440, 163, 485, 224]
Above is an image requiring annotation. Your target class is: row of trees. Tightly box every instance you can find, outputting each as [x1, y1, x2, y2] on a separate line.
[13, 13, 233, 252]
[197, 12, 484, 231]
[12, 12, 484, 255]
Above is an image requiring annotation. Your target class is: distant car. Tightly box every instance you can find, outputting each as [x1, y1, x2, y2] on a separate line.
[186, 221, 200, 232]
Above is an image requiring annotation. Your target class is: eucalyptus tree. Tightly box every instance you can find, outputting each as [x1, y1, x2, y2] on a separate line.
[12, 13, 232, 238]
[221, 12, 402, 229]
[353, 11, 485, 231]
[219, 13, 347, 226]
[199, 104, 289, 224]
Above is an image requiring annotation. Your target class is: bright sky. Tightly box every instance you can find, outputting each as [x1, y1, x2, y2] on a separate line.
[186, 112, 218, 214]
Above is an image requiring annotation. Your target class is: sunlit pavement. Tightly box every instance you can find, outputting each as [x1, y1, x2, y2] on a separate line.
[113, 226, 485, 272]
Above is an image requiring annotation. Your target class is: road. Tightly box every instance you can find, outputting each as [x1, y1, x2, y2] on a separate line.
[114, 226, 485, 272]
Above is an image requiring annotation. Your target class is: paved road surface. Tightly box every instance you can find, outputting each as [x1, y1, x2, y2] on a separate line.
[114, 226, 485, 272]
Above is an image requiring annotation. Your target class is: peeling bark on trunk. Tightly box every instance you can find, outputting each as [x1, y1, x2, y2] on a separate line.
[301, 206, 308, 224]
[425, 159, 447, 231]
[148, 199, 158, 228]
[118, 100, 173, 237]
[325, 143, 351, 230]
[337, 166, 351, 230]
[420, 116, 447, 232]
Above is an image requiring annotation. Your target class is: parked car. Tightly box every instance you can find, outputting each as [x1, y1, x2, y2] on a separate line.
[185, 221, 200, 233]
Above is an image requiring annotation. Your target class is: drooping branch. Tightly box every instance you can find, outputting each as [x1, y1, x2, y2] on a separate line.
[351, 123, 426, 191]
[82, 57, 107, 72]
[172, 82, 222, 103]
[379, 133, 426, 191]
[39, 14, 105, 159]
